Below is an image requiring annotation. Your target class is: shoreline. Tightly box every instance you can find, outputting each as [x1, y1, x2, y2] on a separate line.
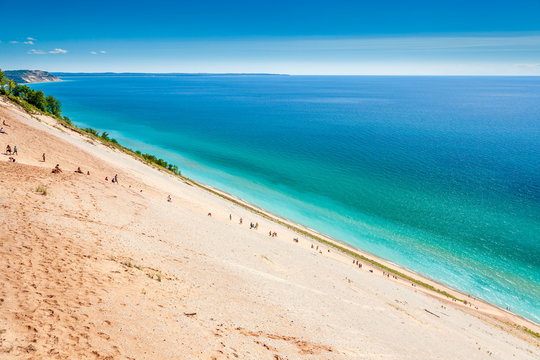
[1, 95, 539, 356]
[3, 94, 539, 333]
[186, 174, 540, 331]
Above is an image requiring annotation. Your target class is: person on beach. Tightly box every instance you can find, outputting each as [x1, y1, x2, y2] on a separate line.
[105, 177, 108, 181]
[87, 171, 90, 175]
[255, 222, 258, 229]
[269, 231, 272, 236]
[52, 164, 62, 173]
[167, 195, 172, 202]
[208, 212, 212, 216]
[239, 218, 243, 224]
[5, 145, 11, 155]
[114, 174, 118, 184]
[229, 214, 232, 221]
[0, 127, 7, 134]
[13, 146, 17, 155]
[42, 153, 46, 162]
[8, 156, 15, 162]
[2, 120, 9, 127]
[75, 167, 83, 174]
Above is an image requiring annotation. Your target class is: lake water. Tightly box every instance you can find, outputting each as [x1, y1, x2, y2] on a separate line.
[32, 75, 540, 323]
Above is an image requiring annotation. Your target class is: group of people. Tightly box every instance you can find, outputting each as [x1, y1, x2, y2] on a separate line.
[250, 222, 259, 229]
[105, 174, 119, 183]
[0, 120, 9, 134]
[5, 144, 17, 155]
[2, 120, 16, 163]
[51, 164, 92, 175]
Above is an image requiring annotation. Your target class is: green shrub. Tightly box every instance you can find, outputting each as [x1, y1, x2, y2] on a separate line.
[85, 128, 99, 136]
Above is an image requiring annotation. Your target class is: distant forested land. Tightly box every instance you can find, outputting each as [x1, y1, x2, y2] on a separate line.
[4, 70, 61, 84]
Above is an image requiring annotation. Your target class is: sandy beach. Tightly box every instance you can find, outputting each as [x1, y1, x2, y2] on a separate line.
[0, 96, 538, 359]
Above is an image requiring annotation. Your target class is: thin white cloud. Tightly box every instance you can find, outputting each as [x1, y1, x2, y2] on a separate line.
[28, 48, 68, 55]
[28, 49, 46, 55]
[10, 37, 36, 45]
[100, 50, 106, 54]
[49, 48, 68, 54]
[90, 51, 97, 55]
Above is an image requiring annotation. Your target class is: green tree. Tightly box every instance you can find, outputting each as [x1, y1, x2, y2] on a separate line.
[12, 85, 31, 100]
[7, 79, 16, 94]
[28, 90, 47, 111]
[100, 131, 111, 141]
[0, 70, 6, 94]
[46, 95, 62, 116]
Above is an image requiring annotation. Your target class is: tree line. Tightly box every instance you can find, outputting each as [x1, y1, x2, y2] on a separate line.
[0, 69, 62, 117]
[0, 68, 181, 176]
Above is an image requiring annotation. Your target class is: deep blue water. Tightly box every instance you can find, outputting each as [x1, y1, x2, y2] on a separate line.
[32, 75, 540, 323]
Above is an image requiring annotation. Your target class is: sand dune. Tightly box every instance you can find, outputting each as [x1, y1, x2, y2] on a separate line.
[0, 97, 538, 359]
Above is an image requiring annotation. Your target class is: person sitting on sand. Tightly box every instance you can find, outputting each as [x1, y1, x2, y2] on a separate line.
[87, 171, 90, 175]
[105, 176, 108, 181]
[75, 167, 83, 174]
[2, 120, 9, 127]
[6, 145, 11, 155]
[52, 164, 62, 174]
[0, 127, 7, 134]
[8, 157, 15, 162]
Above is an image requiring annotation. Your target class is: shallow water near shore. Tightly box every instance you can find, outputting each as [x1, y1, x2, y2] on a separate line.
[31, 75, 540, 323]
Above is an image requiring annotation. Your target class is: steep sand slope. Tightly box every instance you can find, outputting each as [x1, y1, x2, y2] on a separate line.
[0, 98, 538, 359]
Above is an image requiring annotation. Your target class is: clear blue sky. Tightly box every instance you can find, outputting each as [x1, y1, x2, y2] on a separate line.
[1, 0, 539, 74]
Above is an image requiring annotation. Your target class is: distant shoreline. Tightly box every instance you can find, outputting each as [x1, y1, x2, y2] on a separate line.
[52, 72, 540, 77]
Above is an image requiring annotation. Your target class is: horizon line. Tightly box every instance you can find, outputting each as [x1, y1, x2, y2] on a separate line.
[46, 71, 540, 77]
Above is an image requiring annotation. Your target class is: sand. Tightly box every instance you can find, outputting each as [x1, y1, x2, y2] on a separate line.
[0, 96, 539, 359]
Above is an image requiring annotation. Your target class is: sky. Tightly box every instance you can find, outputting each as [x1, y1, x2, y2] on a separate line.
[1, 0, 539, 75]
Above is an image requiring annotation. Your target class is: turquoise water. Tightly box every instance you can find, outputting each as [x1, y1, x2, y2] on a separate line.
[32, 75, 540, 323]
